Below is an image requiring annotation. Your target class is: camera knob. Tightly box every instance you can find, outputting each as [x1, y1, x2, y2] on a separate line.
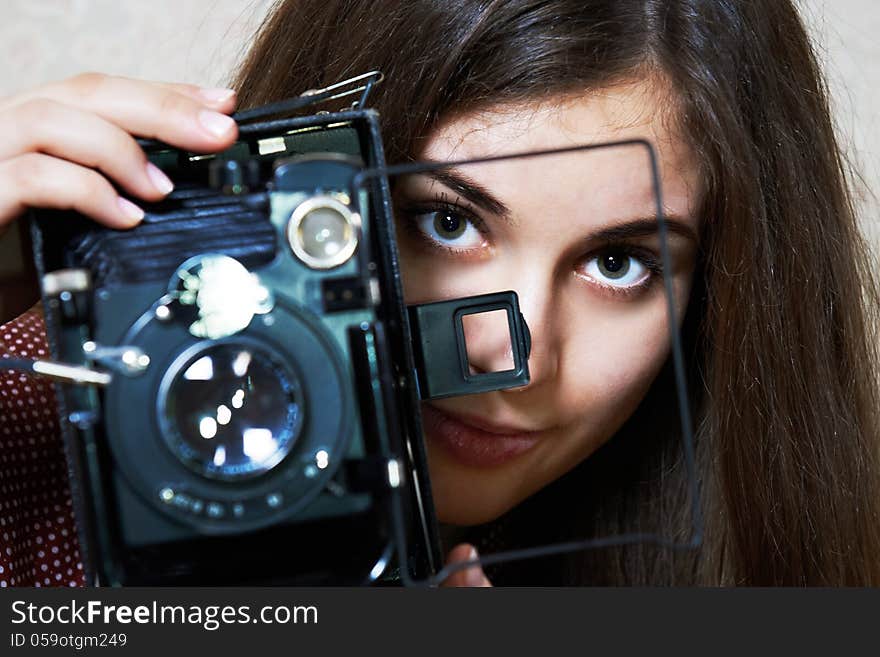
[208, 159, 260, 195]
[42, 268, 92, 323]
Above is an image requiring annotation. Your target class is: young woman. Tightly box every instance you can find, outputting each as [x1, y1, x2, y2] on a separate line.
[0, 0, 878, 586]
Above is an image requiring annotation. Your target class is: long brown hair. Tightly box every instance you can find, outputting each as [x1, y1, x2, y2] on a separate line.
[232, 0, 880, 585]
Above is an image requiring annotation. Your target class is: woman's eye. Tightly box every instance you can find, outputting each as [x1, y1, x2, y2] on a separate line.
[413, 210, 486, 250]
[413, 210, 486, 251]
[581, 250, 651, 289]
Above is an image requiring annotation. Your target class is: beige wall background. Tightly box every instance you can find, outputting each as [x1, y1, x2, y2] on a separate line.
[0, 0, 877, 246]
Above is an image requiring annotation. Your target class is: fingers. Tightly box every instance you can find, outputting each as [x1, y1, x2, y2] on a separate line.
[154, 80, 238, 110]
[4, 72, 238, 154]
[0, 98, 173, 202]
[0, 153, 144, 230]
[441, 544, 493, 587]
[0, 73, 241, 231]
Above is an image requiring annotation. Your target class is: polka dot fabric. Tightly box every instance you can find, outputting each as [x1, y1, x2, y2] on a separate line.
[0, 306, 85, 587]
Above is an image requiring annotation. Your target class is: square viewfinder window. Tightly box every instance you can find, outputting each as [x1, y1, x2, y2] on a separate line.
[461, 308, 515, 376]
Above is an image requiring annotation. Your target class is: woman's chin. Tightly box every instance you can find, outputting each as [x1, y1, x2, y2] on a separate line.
[434, 499, 511, 527]
[425, 439, 530, 526]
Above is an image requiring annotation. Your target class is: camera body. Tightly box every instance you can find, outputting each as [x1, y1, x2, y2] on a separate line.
[31, 108, 445, 585]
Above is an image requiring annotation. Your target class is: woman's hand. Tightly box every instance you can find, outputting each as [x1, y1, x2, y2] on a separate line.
[0, 72, 239, 233]
[441, 543, 493, 587]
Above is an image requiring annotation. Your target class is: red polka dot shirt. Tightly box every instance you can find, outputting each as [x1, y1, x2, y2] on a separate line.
[0, 307, 85, 587]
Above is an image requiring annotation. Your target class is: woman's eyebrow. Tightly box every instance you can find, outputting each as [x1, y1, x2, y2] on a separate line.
[589, 217, 699, 245]
[422, 167, 511, 218]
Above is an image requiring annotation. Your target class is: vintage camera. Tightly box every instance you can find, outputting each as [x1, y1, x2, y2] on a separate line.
[28, 74, 532, 585]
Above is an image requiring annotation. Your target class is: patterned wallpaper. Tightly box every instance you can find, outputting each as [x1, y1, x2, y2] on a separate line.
[0, 0, 877, 243]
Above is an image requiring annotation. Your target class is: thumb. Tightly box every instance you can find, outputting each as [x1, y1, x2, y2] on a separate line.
[442, 543, 493, 587]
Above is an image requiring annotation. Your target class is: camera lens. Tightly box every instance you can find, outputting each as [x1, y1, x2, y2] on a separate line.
[301, 207, 350, 257]
[287, 195, 360, 269]
[161, 343, 304, 481]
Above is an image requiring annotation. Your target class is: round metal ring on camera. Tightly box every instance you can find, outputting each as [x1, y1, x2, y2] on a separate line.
[103, 294, 354, 535]
[286, 195, 361, 270]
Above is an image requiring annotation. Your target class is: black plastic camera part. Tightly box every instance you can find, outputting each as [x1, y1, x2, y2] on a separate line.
[407, 291, 531, 400]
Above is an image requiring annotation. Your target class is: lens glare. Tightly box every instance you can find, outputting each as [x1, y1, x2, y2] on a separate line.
[163, 343, 303, 480]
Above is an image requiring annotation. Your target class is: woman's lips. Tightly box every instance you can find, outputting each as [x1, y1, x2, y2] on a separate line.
[420, 403, 542, 468]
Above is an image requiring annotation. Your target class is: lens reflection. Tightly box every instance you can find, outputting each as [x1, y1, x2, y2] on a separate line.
[163, 343, 303, 480]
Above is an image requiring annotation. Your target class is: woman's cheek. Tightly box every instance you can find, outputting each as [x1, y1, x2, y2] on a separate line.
[558, 301, 674, 437]
[398, 250, 459, 304]
[399, 250, 500, 305]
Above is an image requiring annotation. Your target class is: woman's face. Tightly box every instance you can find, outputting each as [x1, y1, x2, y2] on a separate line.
[393, 80, 702, 525]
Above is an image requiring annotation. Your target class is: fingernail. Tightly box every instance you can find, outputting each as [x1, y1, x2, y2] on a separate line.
[145, 162, 174, 195]
[198, 110, 236, 139]
[464, 547, 484, 587]
[198, 87, 236, 104]
[117, 197, 144, 224]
